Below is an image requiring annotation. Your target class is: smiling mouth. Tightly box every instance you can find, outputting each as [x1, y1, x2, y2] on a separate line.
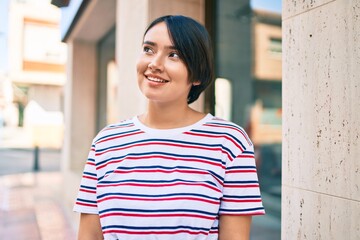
[146, 76, 169, 83]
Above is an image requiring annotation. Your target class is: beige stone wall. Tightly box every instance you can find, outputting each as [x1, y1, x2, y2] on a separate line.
[282, 0, 360, 239]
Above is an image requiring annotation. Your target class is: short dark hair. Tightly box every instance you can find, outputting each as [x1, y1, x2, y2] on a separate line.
[144, 15, 214, 104]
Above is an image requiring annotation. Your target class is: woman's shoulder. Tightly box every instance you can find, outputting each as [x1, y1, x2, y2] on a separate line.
[203, 115, 253, 147]
[92, 117, 137, 143]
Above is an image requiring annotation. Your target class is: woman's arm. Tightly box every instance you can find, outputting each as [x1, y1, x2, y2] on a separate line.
[218, 215, 252, 240]
[78, 213, 103, 240]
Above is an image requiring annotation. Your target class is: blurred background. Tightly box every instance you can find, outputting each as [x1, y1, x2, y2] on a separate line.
[0, 0, 282, 239]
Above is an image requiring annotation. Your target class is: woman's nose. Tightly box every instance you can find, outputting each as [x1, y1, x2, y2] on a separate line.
[148, 55, 164, 72]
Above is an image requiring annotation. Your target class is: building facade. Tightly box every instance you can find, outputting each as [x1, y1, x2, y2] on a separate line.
[1, 0, 66, 148]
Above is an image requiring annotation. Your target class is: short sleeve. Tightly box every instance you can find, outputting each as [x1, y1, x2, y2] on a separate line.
[73, 144, 98, 214]
[219, 144, 265, 215]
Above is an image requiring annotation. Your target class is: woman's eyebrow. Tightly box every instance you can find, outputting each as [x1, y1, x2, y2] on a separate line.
[143, 40, 156, 46]
[143, 40, 177, 50]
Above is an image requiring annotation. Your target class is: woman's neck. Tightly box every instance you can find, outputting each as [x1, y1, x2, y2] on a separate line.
[139, 101, 205, 129]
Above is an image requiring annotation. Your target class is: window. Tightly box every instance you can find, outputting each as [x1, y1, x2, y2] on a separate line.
[268, 37, 282, 57]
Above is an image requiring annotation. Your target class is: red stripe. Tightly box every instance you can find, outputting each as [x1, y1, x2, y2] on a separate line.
[96, 142, 223, 157]
[86, 161, 96, 166]
[221, 199, 262, 203]
[79, 189, 96, 194]
[100, 212, 215, 220]
[75, 201, 97, 207]
[97, 196, 219, 205]
[237, 154, 254, 159]
[113, 168, 209, 175]
[103, 229, 208, 235]
[223, 184, 259, 188]
[96, 154, 225, 170]
[83, 175, 97, 180]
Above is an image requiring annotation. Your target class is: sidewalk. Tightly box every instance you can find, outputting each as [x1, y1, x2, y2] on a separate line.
[0, 172, 76, 240]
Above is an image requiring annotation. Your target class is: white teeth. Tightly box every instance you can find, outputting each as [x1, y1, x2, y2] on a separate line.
[147, 76, 167, 83]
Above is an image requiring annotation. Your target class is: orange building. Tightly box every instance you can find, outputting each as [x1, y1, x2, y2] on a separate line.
[2, 0, 66, 148]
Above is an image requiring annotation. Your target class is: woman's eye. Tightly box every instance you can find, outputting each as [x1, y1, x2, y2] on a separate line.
[143, 46, 153, 54]
[169, 52, 180, 58]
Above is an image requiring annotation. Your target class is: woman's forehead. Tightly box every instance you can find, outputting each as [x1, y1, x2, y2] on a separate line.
[143, 22, 173, 46]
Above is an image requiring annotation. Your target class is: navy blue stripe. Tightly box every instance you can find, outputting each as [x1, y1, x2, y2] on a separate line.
[80, 185, 96, 190]
[98, 178, 218, 188]
[76, 198, 97, 204]
[241, 150, 254, 155]
[107, 122, 134, 128]
[99, 165, 224, 183]
[224, 180, 258, 184]
[190, 129, 246, 150]
[227, 165, 257, 170]
[206, 121, 247, 134]
[97, 192, 219, 201]
[222, 146, 236, 159]
[83, 171, 97, 177]
[220, 207, 265, 212]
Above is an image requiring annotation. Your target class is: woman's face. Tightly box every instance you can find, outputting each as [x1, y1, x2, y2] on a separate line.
[136, 22, 192, 105]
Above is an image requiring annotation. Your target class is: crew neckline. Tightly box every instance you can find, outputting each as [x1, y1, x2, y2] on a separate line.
[132, 113, 213, 136]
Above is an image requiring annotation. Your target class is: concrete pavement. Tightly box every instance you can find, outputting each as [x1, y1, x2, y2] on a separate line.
[0, 127, 75, 239]
[0, 172, 76, 240]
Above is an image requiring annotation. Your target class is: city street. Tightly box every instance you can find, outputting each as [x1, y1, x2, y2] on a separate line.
[0, 148, 61, 176]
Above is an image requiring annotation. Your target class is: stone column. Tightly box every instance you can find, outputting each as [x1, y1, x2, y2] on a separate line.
[282, 1, 360, 239]
[61, 40, 97, 225]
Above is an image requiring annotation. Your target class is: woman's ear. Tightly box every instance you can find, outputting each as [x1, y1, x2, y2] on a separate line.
[193, 81, 201, 86]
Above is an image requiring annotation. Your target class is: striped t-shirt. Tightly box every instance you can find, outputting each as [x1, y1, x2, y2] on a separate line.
[74, 113, 265, 239]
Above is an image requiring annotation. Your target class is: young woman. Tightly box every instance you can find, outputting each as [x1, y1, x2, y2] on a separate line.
[74, 15, 265, 240]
